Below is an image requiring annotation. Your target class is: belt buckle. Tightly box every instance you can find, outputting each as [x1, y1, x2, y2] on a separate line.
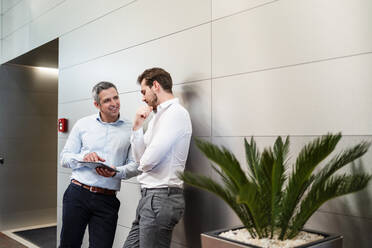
[89, 186, 99, 193]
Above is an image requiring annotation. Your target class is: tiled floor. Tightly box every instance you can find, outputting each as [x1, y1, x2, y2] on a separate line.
[0, 232, 27, 248]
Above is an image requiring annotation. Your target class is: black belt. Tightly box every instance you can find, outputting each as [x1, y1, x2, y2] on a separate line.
[141, 187, 183, 196]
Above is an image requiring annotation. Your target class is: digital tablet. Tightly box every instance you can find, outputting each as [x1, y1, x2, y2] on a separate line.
[78, 161, 119, 173]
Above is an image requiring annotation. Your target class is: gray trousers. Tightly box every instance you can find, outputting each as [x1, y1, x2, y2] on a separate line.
[123, 187, 185, 248]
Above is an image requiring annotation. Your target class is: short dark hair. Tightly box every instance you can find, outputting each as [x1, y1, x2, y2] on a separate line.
[92, 81, 118, 103]
[137, 67, 173, 93]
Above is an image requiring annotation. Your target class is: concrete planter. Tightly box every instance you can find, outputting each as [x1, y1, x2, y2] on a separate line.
[201, 226, 343, 248]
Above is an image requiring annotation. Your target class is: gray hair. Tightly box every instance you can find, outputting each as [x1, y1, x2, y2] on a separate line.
[92, 81, 118, 104]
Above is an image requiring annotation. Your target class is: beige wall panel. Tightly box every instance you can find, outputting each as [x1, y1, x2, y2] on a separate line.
[306, 211, 372, 248]
[117, 182, 141, 228]
[212, 0, 372, 78]
[59, 24, 211, 103]
[0, 64, 58, 93]
[2, 0, 64, 38]
[0, 138, 56, 166]
[0, 115, 56, 139]
[59, 0, 210, 68]
[1, 0, 22, 14]
[57, 172, 71, 207]
[212, 0, 276, 20]
[212, 54, 372, 136]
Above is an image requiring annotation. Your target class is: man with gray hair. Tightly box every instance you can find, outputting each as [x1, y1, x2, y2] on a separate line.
[60, 81, 139, 248]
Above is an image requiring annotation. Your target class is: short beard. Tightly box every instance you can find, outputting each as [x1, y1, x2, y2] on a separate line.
[150, 92, 158, 113]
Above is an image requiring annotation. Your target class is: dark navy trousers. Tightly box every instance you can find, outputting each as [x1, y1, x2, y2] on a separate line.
[59, 183, 120, 248]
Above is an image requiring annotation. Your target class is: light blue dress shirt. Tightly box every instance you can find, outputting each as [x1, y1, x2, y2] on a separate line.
[60, 113, 139, 191]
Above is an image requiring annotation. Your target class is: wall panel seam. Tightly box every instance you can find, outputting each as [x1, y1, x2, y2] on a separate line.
[212, 51, 372, 81]
[1, 0, 23, 15]
[1, 0, 67, 39]
[211, 135, 372, 138]
[60, 21, 211, 70]
[58, 79, 212, 104]
[212, 0, 279, 23]
[58, 171, 71, 176]
[59, 0, 137, 39]
[317, 209, 372, 221]
[58, 50, 372, 105]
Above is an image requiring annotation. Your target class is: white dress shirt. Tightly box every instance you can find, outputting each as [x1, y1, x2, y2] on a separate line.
[131, 98, 192, 188]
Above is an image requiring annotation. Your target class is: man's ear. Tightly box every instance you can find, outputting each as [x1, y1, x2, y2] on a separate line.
[94, 101, 100, 109]
[153, 80, 161, 91]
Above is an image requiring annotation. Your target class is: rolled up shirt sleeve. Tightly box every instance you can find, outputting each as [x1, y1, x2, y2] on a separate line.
[60, 121, 89, 169]
[130, 127, 146, 164]
[115, 145, 141, 179]
[138, 110, 186, 172]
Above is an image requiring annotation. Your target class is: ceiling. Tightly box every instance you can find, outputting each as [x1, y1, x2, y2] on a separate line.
[7, 39, 58, 68]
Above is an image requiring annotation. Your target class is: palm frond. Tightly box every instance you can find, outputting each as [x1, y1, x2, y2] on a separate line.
[178, 170, 257, 237]
[244, 137, 261, 182]
[270, 136, 289, 237]
[237, 181, 267, 238]
[179, 134, 371, 241]
[195, 138, 248, 193]
[279, 133, 342, 239]
[287, 173, 371, 238]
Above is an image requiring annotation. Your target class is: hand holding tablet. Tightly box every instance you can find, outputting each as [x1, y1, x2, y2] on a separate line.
[78, 161, 119, 173]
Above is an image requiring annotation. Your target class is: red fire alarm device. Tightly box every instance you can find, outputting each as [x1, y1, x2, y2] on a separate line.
[58, 118, 68, 132]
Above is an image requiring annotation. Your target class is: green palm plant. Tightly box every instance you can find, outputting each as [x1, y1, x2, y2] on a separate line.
[178, 133, 371, 240]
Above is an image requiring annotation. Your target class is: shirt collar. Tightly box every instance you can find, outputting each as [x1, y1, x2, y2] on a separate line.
[96, 112, 124, 125]
[157, 98, 179, 112]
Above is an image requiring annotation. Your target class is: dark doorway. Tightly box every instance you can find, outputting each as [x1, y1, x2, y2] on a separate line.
[0, 39, 58, 240]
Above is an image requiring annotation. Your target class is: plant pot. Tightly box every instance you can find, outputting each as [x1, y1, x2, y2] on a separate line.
[201, 226, 343, 248]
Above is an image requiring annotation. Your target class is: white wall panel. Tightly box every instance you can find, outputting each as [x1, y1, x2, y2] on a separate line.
[57, 206, 62, 245]
[59, 0, 210, 68]
[1, 0, 135, 63]
[28, 0, 135, 52]
[57, 172, 71, 207]
[212, 0, 372, 78]
[117, 182, 141, 228]
[1, 0, 22, 14]
[212, 0, 276, 20]
[113, 225, 130, 248]
[57, 137, 72, 174]
[2, 0, 64, 38]
[1, 25, 30, 63]
[212, 54, 372, 136]
[59, 24, 211, 103]
[57, 99, 97, 139]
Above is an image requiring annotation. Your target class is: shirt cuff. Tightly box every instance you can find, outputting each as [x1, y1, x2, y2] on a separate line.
[131, 127, 144, 140]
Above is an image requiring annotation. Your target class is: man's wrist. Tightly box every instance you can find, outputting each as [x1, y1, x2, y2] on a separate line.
[133, 125, 142, 131]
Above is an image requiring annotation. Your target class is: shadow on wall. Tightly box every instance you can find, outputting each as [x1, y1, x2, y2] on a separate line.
[174, 84, 240, 247]
[324, 162, 372, 248]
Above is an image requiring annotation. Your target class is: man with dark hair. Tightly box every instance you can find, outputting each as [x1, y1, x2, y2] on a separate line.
[60, 81, 139, 248]
[123, 68, 192, 248]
